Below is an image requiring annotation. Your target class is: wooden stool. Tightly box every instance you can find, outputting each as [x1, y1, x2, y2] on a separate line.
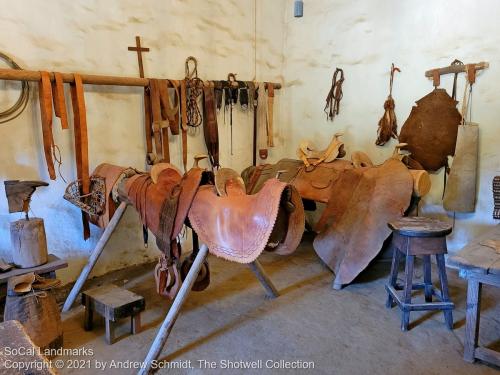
[81, 284, 145, 344]
[385, 217, 454, 331]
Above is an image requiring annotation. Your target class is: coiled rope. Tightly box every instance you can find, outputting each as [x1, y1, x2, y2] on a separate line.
[0, 52, 30, 124]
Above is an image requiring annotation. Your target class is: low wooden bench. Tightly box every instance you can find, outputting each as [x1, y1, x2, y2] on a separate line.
[81, 284, 145, 345]
[449, 224, 500, 367]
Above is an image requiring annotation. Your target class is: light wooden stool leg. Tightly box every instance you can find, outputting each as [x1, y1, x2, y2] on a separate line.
[105, 318, 116, 345]
[464, 279, 482, 362]
[423, 255, 433, 303]
[436, 254, 453, 330]
[402, 254, 414, 331]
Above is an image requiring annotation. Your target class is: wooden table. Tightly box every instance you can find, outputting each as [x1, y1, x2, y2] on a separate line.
[449, 225, 500, 367]
[0, 254, 68, 285]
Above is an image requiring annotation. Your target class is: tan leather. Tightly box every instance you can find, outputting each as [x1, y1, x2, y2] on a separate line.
[52, 72, 69, 130]
[180, 79, 188, 172]
[89, 164, 127, 228]
[144, 87, 153, 162]
[351, 151, 374, 168]
[70, 73, 90, 239]
[313, 158, 413, 287]
[297, 133, 345, 168]
[399, 89, 462, 171]
[39, 71, 56, 180]
[124, 164, 208, 299]
[244, 158, 353, 203]
[188, 177, 304, 263]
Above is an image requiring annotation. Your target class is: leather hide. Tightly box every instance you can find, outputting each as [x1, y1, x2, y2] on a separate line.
[399, 89, 462, 171]
[443, 123, 479, 212]
[313, 158, 413, 287]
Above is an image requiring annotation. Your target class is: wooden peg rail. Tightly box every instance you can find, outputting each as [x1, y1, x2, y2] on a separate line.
[0, 68, 282, 89]
[424, 61, 489, 78]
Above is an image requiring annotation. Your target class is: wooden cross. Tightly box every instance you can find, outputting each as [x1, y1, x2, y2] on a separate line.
[128, 36, 149, 78]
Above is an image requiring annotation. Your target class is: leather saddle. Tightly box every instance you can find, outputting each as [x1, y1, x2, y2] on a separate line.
[243, 158, 353, 204]
[124, 163, 212, 299]
[296, 132, 346, 168]
[188, 168, 305, 263]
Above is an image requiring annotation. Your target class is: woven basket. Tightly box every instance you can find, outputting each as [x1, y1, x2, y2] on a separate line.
[63, 176, 106, 215]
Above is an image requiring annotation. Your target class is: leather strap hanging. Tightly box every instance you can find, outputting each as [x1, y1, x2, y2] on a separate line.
[180, 79, 188, 172]
[203, 83, 219, 168]
[185, 56, 203, 128]
[70, 74, 90, 239]
[324, 68, 344, 121]
[144, 86, 154, 164]
[256, 82, 268, 159]
[149, 79, 164, 161]
[39, 71, 56, 180]
[51, 72, 69, 130]
[159, 79, 180, 134]
[266, 83, 275, 147]
[450, 59, 464, 100]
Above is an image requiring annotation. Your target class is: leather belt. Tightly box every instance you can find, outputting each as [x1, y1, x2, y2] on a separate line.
[203, 83, 219, 168]
[70, 73, 90, 239]
[180, 79, 188, 172]
[52, 72, 69, 130]
[266, 83, 275, 147]
[39, 71, 56, 180]
[257, 82, 268, 159]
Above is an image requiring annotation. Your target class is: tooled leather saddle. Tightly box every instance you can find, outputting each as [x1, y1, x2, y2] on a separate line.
[188, 168, 305, 263]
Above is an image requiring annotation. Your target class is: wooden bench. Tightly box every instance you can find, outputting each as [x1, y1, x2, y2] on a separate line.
[449, 224, 500, 367]
[81, 284, 145, 345]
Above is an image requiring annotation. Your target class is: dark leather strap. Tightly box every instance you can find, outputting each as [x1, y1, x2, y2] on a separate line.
[203, 84, 219, 168]
[324, 68, 344, 121]
[180, 79, 188, 172]
[52, 72, 69, 130]
[266, 83, 275, 147]
[450, 59, 464, 100]
[70, 74, 90, 239]
[39, 71, 56, 180]
[144, 86, 153, 162]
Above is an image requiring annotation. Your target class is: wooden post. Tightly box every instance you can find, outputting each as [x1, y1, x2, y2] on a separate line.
[62, 202, 127, 312]
[139, 244, 209, 375]
[10, 218, 48, 268]
[248, 260, 279, 298]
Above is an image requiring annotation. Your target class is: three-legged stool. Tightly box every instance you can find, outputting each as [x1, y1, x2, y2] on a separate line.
[385, 217, 454, 331]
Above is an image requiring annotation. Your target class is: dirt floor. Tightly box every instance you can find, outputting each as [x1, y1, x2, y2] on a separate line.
[59, 235, 500, 374]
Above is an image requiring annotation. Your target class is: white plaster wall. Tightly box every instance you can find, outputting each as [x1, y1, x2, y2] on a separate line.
[0, 0, 287, 283]
[282, 0, 500, 254]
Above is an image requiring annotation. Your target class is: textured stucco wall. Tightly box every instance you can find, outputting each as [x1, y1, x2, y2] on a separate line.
[0, 0, 287, 283]
[282, 0, 500, 254]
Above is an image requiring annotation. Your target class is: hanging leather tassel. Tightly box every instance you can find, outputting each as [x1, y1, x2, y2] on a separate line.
[376, 63, 400, 146]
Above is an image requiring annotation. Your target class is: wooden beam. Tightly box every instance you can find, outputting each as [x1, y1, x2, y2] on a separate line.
[0, 68, 282, 89]
[425, 62, 489, 78]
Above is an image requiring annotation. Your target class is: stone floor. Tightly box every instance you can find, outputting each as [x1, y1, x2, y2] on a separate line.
[60, 236, 500, 374]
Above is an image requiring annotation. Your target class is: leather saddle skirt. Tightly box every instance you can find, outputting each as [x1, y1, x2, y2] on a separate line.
[244, 158, 353, 203]
[188, 176, 305, 263]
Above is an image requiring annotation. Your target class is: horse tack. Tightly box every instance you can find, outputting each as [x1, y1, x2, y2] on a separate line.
[376, 63, 400, 146]
[124, 164, 210, 299]
[398, 88, 462, 171]
[297, 133, 345, 168]
[70, 73, 91, 240]
[243, 158, 353, 204]
[188, 171, 304, 263]
[203, 82, 220, 168]
[324, 68, 344, 121]
[313, 158, 413, 288]
[38, 71, 56, 180]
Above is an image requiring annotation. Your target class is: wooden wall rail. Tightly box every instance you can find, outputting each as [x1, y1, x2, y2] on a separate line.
[424, 62, 489, 78]
[0, 68, 282, 89]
